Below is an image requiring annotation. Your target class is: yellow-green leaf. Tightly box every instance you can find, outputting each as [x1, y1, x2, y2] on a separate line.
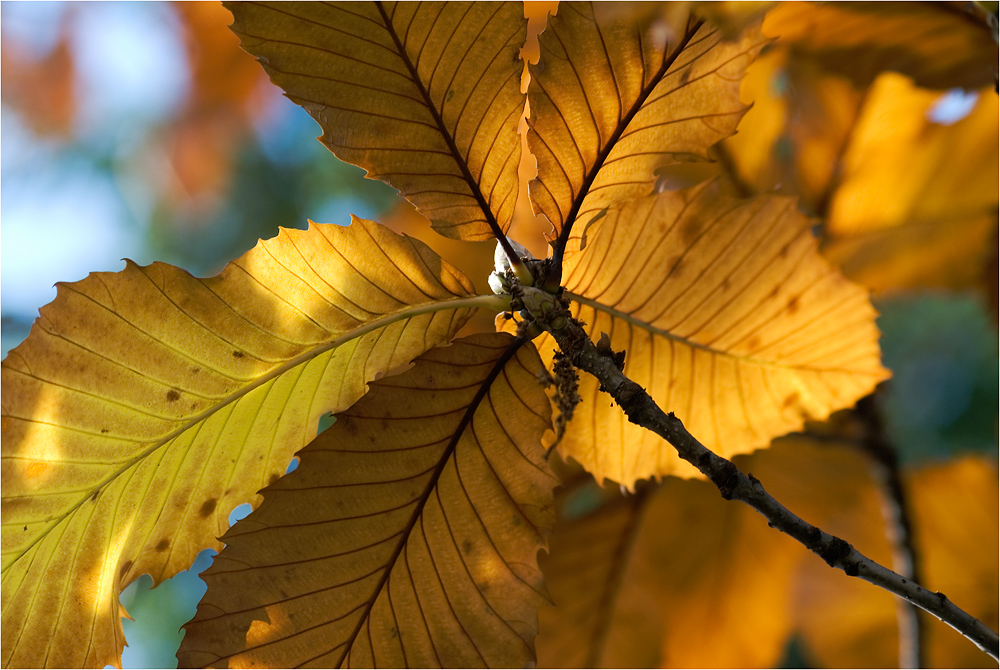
[1, 218, 487, 668]
[527, 3, 764, 244]
[536, 177, 889, 485]
[227, 1, 526, 242]
[179, 333, 557, 668]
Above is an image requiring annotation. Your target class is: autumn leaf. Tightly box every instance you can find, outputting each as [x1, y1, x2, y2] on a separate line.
[226, 1, 526, 242]
[762, 441, 999, 668]
[0, 219, 489, 668]
[528, 177, 888, 484]
[537, 438, 998, 669]
[763, 1, 999, 90]
[527, 3, 764, 249]
[538, 475, 802, 668]
[179, 333, 557, 668]
[822, 74, 999, 295]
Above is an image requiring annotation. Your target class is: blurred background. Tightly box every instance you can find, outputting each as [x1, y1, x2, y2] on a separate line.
[1, 2, 996, 668]
[1, 3, 402, 666]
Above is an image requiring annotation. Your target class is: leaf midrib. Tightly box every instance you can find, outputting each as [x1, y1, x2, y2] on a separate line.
[545, 17, 706, 286]
[331, 335, 527, 668]
[567, 292, 883, 375]
[373, 1, 521, 261]
[2, 294, 502, 576]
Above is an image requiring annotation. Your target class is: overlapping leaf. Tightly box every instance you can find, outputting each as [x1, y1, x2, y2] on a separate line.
[763, 1, 999, 90]
[537, 474, 802, 668]
[537, 438, 998, 668]
[532, 177, 888, 485]
[823, 74, 999, 294]
[526, 2, 765, 246]
[179, 333, 557, 668]
[227, 2, 526, 242]
[1, 218, 482, 668]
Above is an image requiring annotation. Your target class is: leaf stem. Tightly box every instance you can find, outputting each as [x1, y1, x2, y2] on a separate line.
[525, 291, 1000, 662]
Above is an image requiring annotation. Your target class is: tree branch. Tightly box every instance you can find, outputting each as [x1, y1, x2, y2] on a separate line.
[519, 286, 1000, 662]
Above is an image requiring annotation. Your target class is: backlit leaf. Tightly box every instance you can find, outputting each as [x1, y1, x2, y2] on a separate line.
[822, 74, 999, 294]
[179, 333, 557, 668]
[537, 456, 803, 668]
[535, 177, 889, 485]
[768, 444, 999, 668]
[763, 1, 999, 90]
[527, 3, 764, 245]
[1, 218, 483, 668]
[227, 2, 526, 242]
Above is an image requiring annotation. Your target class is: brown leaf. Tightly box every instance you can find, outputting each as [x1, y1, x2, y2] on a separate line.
[764, 1, 999, 90]
[179, 333, 558, 668]
[226, 2, 527, 242]
[527, 3, 764, 247]
[0, 219, 483, 668]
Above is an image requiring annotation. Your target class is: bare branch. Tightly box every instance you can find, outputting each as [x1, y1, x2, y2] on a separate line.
[521, 286, 1000, 662]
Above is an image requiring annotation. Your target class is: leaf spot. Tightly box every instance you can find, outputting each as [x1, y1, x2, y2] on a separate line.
[199, 499, 218, 517]
[166, 389, 181, 402]
[155, 539, 170, 552]
[787, 295, 800, 313]
[268, 473, 280, 486]
[511, 514, 522, 527]
[782, 392, 800, 409]
[232, 350, 244, 358]
[100, 428, 109, 434]
[461, 539, 474, 555]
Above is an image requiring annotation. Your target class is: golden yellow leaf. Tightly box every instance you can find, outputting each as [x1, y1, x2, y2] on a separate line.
[526, 3, 764, 245]
[718, 48, 866, 213]
[1, 219, 488, 668]
[537, 466, 802, 668]
[772, 446, 999, 668]
[763, 1, 999, 90]
[823, 74, 999, 294]
[226, 2, 526, 242]
[534, 177, 888, 485]
[179, 333, 557, 668]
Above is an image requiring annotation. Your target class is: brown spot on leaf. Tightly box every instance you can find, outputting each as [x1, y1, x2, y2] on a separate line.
[166, 389, 181, 402]
[787, 295, 800, 313]
[156, 539, 170, 552]
[91, 490, 100, 503]
[100, 428, 109, 434]
[268, 473, 280, 486]
[461, 539, 474, 555]
[232, 350, 244, 358]
[745, 336, 761, 352]
[199, 499, 217, 517]
[782, 392, 800, 409]
[120, 561, 132, 579]
[680, 218, 702, 246]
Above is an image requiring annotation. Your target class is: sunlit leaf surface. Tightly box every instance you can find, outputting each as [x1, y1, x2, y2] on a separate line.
[537, 475, 801, 668]
[227, 1, 526, 242]
[767, 444, 999, 668]
[180, 333, 557, 668]
[823, 74, 999, 294]
[0, 219, 479, 668]
[534, 177, 888, 485]
[527, 2, 764, 245]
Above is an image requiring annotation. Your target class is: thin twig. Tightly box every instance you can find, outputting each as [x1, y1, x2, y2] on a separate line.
[521, 286, 1000, 662]
[854, 395, 925, 668]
